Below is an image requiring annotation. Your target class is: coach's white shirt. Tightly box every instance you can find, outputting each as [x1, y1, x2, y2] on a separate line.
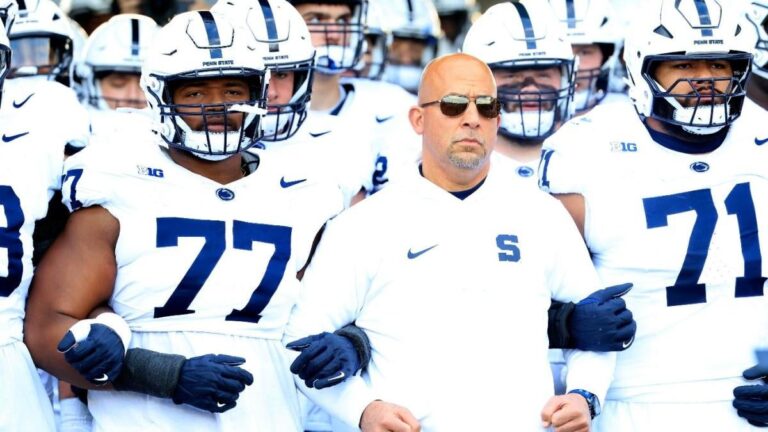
[284, 160, 615, 431]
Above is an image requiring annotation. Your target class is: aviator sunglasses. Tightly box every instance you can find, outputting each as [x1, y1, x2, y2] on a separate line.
[420, 94, 501, 119]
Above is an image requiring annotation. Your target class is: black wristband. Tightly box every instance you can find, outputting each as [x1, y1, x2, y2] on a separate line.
[335, 323, 371, 372]
[112, 348, 186, 399]
[548, 300, 576, 349]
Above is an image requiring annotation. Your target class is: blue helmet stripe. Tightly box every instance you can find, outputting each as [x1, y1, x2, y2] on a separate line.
[258, 0, 279, 52]
[565, 0, 576, 29]
[16, 0, 26, 12]
[130, 18, 140, 56]
[199, 11, 223, 59]
[511, 2, 536, 50]
[693, 0, 713, 37]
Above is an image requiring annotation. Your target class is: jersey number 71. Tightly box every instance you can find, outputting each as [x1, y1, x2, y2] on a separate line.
[643, 183, 765, 307]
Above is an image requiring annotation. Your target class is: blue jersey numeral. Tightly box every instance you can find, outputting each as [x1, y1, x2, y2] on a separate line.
[0, 186, 24, 297]
[64, 169, 84, 210]
[643, 183, 764, 306]
[154, 218, 292, 323]
[371, 155, 389, 193]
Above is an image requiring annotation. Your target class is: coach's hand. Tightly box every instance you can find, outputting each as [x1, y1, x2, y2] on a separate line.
[541, 393, 590, 432]
[172, 354, 254, 413]
[569, 283, 636, 352]
[360, 400, 421, 432]
[57, 315, 130, 385]
[287, 332, 360, 389]
[734, 363, 768, 427]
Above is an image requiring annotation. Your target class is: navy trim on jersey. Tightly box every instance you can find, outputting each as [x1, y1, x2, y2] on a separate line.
[418, 164, 486, 200]
[645, 121, 727, 154]
[565, 0, 577, 29]
[130, 18, 140, 56]
[258, 0, 280, 53]
[511, 2, 537, 50]
[199, 11, 223, 59]
[692, 0, 714, 37]
[329, 83, 354, 116]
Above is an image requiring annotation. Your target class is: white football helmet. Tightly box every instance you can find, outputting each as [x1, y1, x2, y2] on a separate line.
[462, 0, 576, 141]
[624, 0, 753, 135]
[213, 0, 315, 141]
[288, 0, 366, 75]
[380, 0, 440, 93]
[141, 11, 269, 160]
[549, 0, 622, 113]
[77, 14, 158, 110]
[354, 0, 390, 80]
[0, 0, 18, 34]
[747, 1, 768, 81]
[9, 0, 75, 87]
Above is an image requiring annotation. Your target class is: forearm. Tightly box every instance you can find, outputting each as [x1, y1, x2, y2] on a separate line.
[24, 309, 101, 389]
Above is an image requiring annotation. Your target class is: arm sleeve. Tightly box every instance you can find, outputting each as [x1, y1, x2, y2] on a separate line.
[283, 215, 380, 428]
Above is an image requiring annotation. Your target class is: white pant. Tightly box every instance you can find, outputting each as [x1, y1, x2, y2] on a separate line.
[0, 341, 56, 431]
[595, 399, 760, 431]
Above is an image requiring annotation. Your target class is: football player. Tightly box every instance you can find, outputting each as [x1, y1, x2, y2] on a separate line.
[75, 14, 158, 136]
[289, 0, 421, 196]
[0, 0, 91, 428]
[540, 0, 768, 429]
[24, 10, 343, 431]
[462, 0, 576, 182]
[549, 0, 627, 114]
[212, 0, 369, 209]
[746, 1, 768, 111]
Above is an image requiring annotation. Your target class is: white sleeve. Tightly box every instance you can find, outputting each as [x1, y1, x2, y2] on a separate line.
[542, 197, 616, 402]
[539, 123, 590, 195]
[283, 214, 380, 428]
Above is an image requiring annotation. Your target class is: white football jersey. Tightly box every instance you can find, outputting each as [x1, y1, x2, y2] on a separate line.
[284, 161, 615, 431]
[336, 78, 421, 194]
[62, 134, 344, 431]
[4, 79, 90, 152]
[251, 111, 372, 208]
[541, 100, 768, 403]
[491, 151, 540, 184]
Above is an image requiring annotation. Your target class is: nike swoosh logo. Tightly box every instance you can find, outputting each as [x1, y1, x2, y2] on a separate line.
[309, 130, 331, 138]
[375, 115, 394, 123]
[316, 371, 346, 387]
[2, 132, 29, 142]
[407, 244, 438, 259]
[94, 373, 109, 383]
[280, 177, 307, 188]
[12, 93, 34, 109]
[622, 336, 635, 349]
[216, 402, 226, 408]
[756, 137, 768, 146]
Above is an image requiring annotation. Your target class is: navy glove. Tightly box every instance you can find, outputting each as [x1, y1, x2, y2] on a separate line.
[172, 354, 254, 414]
[569, 283, 636, 352]
[287, 332, 360, 389]
[57, 323, 125, 385]
[734, 361, 768, 427]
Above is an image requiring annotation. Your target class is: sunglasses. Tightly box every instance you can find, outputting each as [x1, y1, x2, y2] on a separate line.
[420, 94, 501, 119]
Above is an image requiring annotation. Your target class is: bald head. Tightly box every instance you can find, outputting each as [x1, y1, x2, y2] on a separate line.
[418, 53, 497, 105]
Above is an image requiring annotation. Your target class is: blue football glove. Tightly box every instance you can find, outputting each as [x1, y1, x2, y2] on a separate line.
[172, 354, 254, 414]
[734, 362, 768, 427]
[569, 283, 636, 352]
[287, 332, 360, 389]
[57, 323, 126, 385]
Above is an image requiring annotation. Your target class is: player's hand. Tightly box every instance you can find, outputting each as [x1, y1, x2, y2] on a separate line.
[733, 362, 768, 427]
[57, 323, 126, 385]
[360, 400, 421, 432]
[171, 354, 254, 413]
[541, 393, 590, 432]
[287, 332, 361, 389]
[570, 283, 636, 351]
